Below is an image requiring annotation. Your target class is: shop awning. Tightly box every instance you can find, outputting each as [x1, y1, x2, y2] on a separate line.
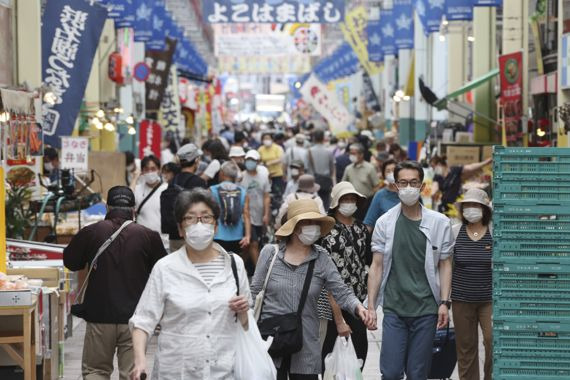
[433, 68, 500, 110]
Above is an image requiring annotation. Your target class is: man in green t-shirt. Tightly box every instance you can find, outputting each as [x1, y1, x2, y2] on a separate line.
[365, 161, 454, 380]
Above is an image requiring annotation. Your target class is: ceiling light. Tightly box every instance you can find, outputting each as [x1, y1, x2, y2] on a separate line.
[128, 126, 136, 135]
[467, 36, 475, 42]
[96, 109, 105, 118]
[113, 107, 124, 114]
[439, 34, 446, 42]
[104, 122, 115, 131]
[0, 111, 10, 122]
[442, 17, 449, 26]
[126, 115, 134, 124]
[403, 95, 411, 101]
[537, 128, 546, 137]
[393, 95, 401, 103]
[395, 90, 405, 98]
[43, 91, 57, 105]
[294, 81, 302, 89]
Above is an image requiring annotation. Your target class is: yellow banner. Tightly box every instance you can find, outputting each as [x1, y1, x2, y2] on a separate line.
[341, 6, 383, 76]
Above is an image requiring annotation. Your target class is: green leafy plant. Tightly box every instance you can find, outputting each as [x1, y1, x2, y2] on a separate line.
[6, 184, 34, 239]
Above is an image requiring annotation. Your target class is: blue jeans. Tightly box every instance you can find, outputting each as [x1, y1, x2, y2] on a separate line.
[380, 313, 438, 380]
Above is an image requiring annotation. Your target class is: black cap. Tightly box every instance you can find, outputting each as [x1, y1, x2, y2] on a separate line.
[107, 186, 135, 207]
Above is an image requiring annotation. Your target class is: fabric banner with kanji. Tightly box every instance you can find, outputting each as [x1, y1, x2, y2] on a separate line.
[145, 38, 177, 118]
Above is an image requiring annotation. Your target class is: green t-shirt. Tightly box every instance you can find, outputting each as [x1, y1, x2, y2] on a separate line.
[383, 213, 438, 317]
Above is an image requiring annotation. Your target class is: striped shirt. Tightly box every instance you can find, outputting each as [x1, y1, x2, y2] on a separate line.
[451, 225, 492, 302]
[193, 253, 226, 286]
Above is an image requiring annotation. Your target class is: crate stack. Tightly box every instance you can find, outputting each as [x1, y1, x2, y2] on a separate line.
[493, 146, 570, 380]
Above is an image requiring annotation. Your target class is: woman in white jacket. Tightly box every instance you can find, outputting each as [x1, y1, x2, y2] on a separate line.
[129, 189, 251, 379]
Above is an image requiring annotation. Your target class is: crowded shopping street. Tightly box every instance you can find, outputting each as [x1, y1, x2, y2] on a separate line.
[0, 0, 568, 379]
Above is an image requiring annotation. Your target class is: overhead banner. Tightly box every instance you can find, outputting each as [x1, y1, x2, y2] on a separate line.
[499, 52, 523, 145]
[145, 38, 177, 117]
[394, 0, 414, 49]
[214, 24, 321, 56]
[380, 8, 397, 56]
[204, 0, 344, 23]
[139, 120, 162, 159]
[300, 74, 354, 134]
[362, 71, 381, 112]
[218, 55, 311, 74]
[313, 43, 360, 83]
[474, 0, 502, 5]
[416, 0, 445, 34]
[159, 65, 183, 136]
[42, 0, 107, 148]
[366, 20, 384, 62]
[341, 6, 382, 75]
[133, 0, 153, 42]
[446, 0, 474, 21]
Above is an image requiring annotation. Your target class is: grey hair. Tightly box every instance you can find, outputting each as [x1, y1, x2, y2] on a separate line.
[221, 161, 239, 181]
[174, 189, 221, 225]
[350, 143, 365, 154]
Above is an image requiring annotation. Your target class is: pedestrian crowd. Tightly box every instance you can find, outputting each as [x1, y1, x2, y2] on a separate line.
[62, 124, 493, 380]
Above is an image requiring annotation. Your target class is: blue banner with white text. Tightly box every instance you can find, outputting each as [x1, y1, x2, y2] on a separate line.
[446, 0, 474, 21]
[379, 8, 397, 56]
[416, 0, 445, 34]
[134, 0, 153, 41]
[42, 0, 108, 148]
[393, 0, 414, 50]
[474, 0, 501, 5]
[203, 0, 345, 23]
[367, 20, 384, 62]
[313, 43, 359, 83]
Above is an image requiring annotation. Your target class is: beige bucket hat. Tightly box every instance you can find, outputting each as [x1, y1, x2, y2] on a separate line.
[329, 181, 366, 210]
[458, 188, 492, 210]
[275, 198, 335, 238]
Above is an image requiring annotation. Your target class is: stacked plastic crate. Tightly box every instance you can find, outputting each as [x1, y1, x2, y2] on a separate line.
[493, 146, 570, 380]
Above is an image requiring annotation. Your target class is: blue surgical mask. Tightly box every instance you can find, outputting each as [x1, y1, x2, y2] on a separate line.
[245, 160, 258, 171]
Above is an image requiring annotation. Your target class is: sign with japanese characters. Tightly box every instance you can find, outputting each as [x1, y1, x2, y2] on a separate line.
[446, 0, 474, 21]
[499, 52, 523, 144]
[218, 55, 311, 74]
[214, 24, 321, 56]
[313, 43, 360, 83]
[138, 120, 162, 159]
[145, 37, 177, 118]
[133, 0, 153, 42]
[393, 0, 414, 49]
[203, 0, 344, 23]
[341, 6, 382, 75]
[416, 0, 445, 35]
[41, 0, 107, 148]
[159, 65, 183, 135]
[473, 0, 502, 5]
[379, 8, 396, 56]
[300, 74, 353, 134]
[366, 19, 383, 62]
[61, 136, 89, 172]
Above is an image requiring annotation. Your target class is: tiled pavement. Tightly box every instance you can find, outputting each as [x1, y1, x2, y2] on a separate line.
[63, 310, 486, 379]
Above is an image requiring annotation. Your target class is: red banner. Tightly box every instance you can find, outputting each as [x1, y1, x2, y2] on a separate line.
[139, 120, 161, 159]
[499, 52, 523, 144]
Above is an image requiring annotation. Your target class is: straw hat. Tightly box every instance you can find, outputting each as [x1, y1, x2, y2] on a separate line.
[329, 182, 366, 210]
[458, 188, 491, 210]
[276, 199, 335, 238]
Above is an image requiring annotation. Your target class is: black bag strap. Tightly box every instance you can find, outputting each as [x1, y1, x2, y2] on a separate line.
[308, 148, 316, 174]
[230, 253, 239, 295]
[136, 183, 161, 215]
[297, 259, 316, 315]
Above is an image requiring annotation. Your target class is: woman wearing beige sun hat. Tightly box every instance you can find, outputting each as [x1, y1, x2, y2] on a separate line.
[251, 198, 372, 379]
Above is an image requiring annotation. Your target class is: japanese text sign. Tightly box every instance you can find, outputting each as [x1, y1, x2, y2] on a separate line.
[145, 38, 177, 118]
[379, 8, 396, 56]
[42, 0, 107, 148]
[203, 0, 344, 23]
[139, 120, 162, 159]
[367, 19, 384, 62]
[446, 0, 474, 21]
[61, 137, 89, 172]
[393, 0, 414, 49]
[416, 0, 445, 35]
[341, 6, 382, 75]
[499, 52, 523, 144]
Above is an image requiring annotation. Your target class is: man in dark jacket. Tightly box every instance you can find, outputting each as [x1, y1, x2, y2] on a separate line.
[64, 186, 167, 380]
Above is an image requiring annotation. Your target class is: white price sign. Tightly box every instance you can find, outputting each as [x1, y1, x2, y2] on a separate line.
[61, 136, 89, 172]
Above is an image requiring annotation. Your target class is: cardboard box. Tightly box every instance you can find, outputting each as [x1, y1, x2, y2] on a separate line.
[446, 146, 481, 166]
[7, 267, 61, 288]
[0, 290, 33, 306]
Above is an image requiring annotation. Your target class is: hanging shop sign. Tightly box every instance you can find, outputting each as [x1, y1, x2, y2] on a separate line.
[394, 0, 414, 49]
[218, 55, 311, 74]
[133, 62, 151, 82]
[499, 51, 524, 144]
[341, 6, 382, 76]
[139, 119, 161, 159]
[41, 0, 107, 148]
[108, 51, 124, 84]
[416, 0, 445, 34]
[133, 0, 153, 42]
[313, 43, 360, 83]
[204, 0, 344, 24]
[214, 24, 321, 56]
[473, 0, 502, 6]
[0, 89, 42, 160]
[300, 74, 354, 134]
[446, 0, 473, 21]
[60, 136, 89, 173]
[561, 34, 570, 89]
[362, 71, 382, 112]
[145, 37, 177, 118]
[366, 19, 383, 62]
[159, 65, 184, 136]
[380, 8, 397, 56]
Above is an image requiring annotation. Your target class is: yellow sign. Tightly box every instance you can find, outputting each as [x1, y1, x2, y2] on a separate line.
[0, 167, 5, 273]
[341, 6, 383, 76]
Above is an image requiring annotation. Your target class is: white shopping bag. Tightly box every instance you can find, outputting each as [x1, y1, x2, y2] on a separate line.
[235, 309, 277, 380]
[323, 336, 364, 380]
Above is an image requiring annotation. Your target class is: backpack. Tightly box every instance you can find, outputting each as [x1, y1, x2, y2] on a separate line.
[217, 184, 243, 226]
[160, 173, 200, 235]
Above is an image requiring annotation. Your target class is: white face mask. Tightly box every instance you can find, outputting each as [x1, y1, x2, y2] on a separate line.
[337, 141, 347, 149]
[298, 225, 321, 245]
[463, 207, 483, 223]
[44, 162, 54, 172]
[398, 186, 421, 206]
[338, 202, 358, 217]
[385, 173, 395, 185]
[434, 166, 445, 176]
[142, 172, 161, 185]
[184, 223, 215, 251]
[349, 154, 358, 163]
[290, 168, 300, 177]
[263, 140, 272, 147]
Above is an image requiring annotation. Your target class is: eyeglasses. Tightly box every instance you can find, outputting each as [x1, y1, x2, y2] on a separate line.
[182, 214, 216, 225]
[396, 180, 422, 188]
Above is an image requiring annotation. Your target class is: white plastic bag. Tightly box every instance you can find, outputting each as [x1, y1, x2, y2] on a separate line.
[323, 336, 364, 380]
[235, 309, 277, 380]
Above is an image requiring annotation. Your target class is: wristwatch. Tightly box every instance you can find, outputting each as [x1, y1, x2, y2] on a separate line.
[440, 300, 452, 309]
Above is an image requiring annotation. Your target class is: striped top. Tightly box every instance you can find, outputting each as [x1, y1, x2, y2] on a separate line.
[451, 225, 492, 302]
[193, 253, 226, 286]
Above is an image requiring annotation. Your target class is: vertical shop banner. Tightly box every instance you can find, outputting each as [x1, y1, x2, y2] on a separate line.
[341, 6, 382, 75]
[362, 71, 382, 112]
[499, 52, 523, 144]
[561, 34, 570, 89]
[313, 43, 359, 83]
[60, 136, 89, 172]
[42, 0, 107, 148]
[300, 74, 354, 134]
[203, 0, 344, 23]
[473, 0, 502, 5]
[446, 0, 474, 21]
[139, 120, 162, 158]
[134, 0, 153, 42]
[159, 65, 183, 136]
[366, 20, 384, 62]
[380, 8, 397, 57]
[416, 0, 446, 34]
[394, 0, 414, 49]
[145, 38, 177, 118]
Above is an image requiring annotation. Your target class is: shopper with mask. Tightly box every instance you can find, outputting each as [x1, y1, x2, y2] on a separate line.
[367, 160, 454, 380]
[258, 132, 285, 199]
[276, 174, 326, 229]
[342, 143, 379, 221]
[320, 182, 371, 371]
[451, 188, 493, 380]
[285, 133, 309, 177]
[129, 189, 250, 379]
[363, 159, 400, 232]
[252, 198, 371, 379]
[283, 159, 305, 199]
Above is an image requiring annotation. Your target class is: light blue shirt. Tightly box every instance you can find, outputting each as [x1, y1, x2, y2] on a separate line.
[363, 188, 400, 227]
[210, 182, 247, 242]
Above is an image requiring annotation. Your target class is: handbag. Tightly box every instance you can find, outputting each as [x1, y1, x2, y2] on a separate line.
[254, 244, 279, 321]
[71, 220, 132, 318]
[257, 257, 316, 358]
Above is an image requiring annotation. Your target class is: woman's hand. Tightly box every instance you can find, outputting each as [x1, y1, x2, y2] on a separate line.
[229, 295, 249, 313]
[129, 359, 147, 380]
[336, 321, 352, 337]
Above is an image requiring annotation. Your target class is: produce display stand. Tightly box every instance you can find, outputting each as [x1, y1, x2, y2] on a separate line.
[0, 300, 37, 380]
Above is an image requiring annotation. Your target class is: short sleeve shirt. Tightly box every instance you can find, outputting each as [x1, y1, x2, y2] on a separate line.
[258, 144, 284, 178]
[435, 166, 463, 212]
[341, 161, 379, 197]
[363, 188, 400, 227]
[240, 170, 271, 226]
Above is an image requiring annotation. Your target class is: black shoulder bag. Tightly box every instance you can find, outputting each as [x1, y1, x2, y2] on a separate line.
[257, 259, 316, 358]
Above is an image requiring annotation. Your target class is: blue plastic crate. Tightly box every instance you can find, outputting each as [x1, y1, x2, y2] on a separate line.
[493, 204, 570, 234]
[494, 147, 570, 178]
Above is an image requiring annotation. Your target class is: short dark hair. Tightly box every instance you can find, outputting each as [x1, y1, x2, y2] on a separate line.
[203, 139, 228, 161]
[44, 147, 58, 161]
[261, 132, 273, 141]
[162, 162, 180, 175]
[389, 143, 402, 155]
[234, 130, 246, 144]
[394, 161, 425, 182]
[174, 189, 221, 225]
[381, 159, 398, 177]
[313, 129, 324, 142]
[460, 203, 492, 226]
[141, 155, 161, 170]
[125, 151, 135, 165]
[430, 155, 447, 166]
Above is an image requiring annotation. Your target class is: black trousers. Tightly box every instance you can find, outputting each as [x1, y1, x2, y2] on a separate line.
[276, 370, 318, 380]
[321, 310, 368, 373]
